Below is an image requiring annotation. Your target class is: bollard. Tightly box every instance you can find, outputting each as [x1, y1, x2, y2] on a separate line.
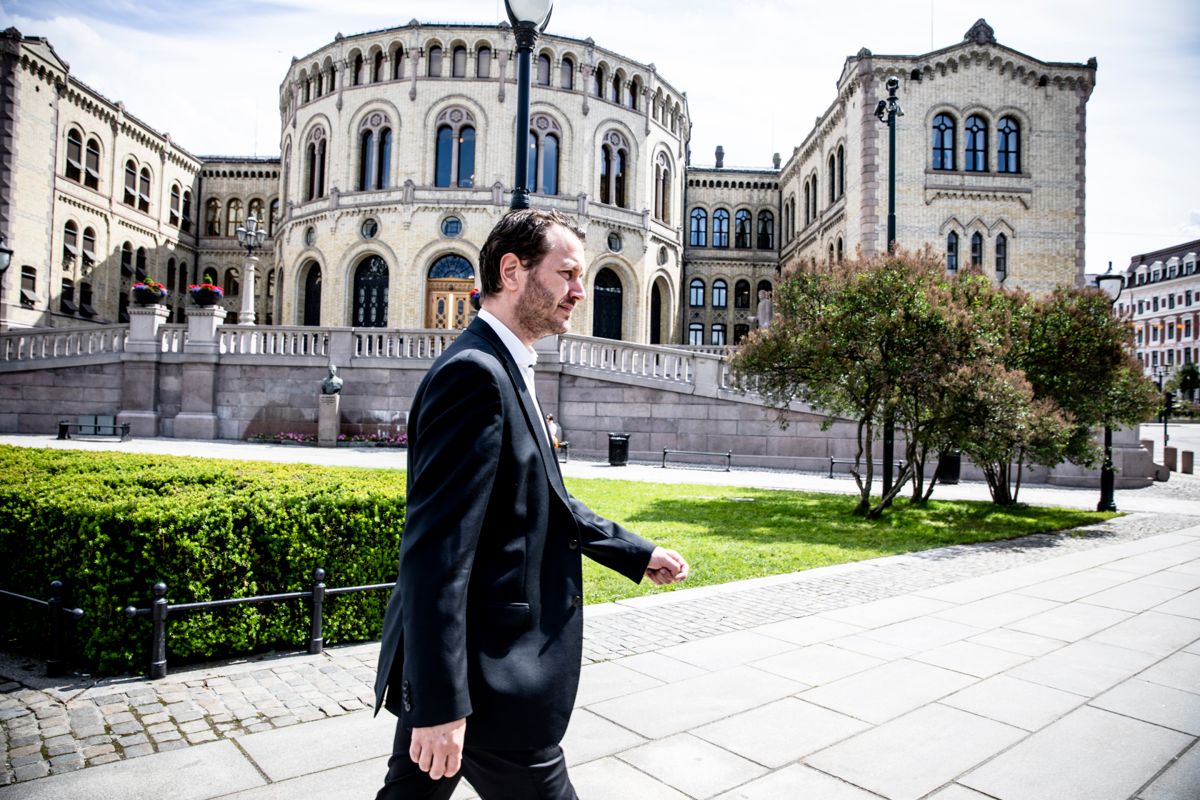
[309, 568, 326, 655]
[1165, 446, 1178, 472]
[1141, 439, 1155, 461]
[45, 580, 78, 677]
[1184, 451, 1195, 475]
[149, 582, 169, 679]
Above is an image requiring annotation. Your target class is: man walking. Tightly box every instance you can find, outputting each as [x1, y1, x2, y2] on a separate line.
[375, 209, 689, 799]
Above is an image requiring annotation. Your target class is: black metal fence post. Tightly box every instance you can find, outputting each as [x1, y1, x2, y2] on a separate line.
[149, 582, 169, 679]
[309, 568, 326, 655]
[47, 580, 68, 677]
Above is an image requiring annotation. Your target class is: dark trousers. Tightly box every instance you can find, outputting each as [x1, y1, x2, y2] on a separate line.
[376, 722, 579, 800]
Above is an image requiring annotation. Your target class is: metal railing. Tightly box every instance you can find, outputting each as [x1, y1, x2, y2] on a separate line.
[123, 569, 394, 679]
[0, 581, 84, 676]
[662, 448, 733, 471]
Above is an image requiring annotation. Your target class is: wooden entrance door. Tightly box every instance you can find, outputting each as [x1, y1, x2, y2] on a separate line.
[425, 279, 473, 329]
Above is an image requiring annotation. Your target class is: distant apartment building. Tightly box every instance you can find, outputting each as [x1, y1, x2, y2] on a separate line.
[1118, 239, 1200, 383]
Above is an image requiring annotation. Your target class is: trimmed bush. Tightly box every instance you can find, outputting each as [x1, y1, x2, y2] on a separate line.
[0, 446, 405, 674]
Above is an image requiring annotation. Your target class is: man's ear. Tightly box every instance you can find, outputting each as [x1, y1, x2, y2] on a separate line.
[498, 253, 523, 292]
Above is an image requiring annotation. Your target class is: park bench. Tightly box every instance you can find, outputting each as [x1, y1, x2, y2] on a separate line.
[829, 457, 904, 478]
[662, 448, 732, 472]
[57, 414, 131, 441]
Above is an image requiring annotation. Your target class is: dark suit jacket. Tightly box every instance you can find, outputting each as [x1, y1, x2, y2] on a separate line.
[374, 318, 655, 750]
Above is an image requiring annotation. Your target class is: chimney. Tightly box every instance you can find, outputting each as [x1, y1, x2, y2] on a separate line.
[715, 146, 724, 169]
[772, 152, 781, 170]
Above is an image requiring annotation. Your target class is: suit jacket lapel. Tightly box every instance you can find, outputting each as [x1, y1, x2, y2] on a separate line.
[464, 320, 569, 503]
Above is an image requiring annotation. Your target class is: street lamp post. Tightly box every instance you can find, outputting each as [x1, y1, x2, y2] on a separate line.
[505, 0, 554, 210]
[0, 234, 12, 331]
[1095, 266, 1124, 512]
[875, 76, 903, 500]
[234, 216, 267, 326]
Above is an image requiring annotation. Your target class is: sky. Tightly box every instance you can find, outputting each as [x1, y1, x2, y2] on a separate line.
[2, 0, 1198, 273]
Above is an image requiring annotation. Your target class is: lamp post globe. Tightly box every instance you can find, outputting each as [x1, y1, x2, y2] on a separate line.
[234, 216, 267, 326]
[505, 0, 554, 210]
[0, 235, 11, 273]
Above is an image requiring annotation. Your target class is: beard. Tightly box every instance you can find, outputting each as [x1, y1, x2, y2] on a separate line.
[516, 268, 572, 340]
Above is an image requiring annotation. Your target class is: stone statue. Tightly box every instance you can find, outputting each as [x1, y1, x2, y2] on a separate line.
[755, 290, 773, 329]
[321, 364, 343, 395]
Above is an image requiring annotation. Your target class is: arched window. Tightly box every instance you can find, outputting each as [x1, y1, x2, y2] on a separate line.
[352, 53, 364, 86]
[301, 261, 322, 326]
[226, 199, 244, 238]
[688, 323, 704, 346]
[965, 115, 988, 172]
[65, 129, 83, 182]
[947, 231, 959, 273]
[712, 279, 728, 309]
[828, 153, 836, 204]
[734, 324, 750, 345]
[995, 233, 1008, 282]
[810, 172, 818, 218]
[304, 127, 327, 200]
[593, 65, 605, 98]
[560, 57, 574, 89]
[803, 181, 811, 226]
[629, 77, 641, 110]
[169, 184, 182, 227]
[268, 198, 280, 236]
[689, 208, 707, 247]
[120, 241, 134, 276]
[527, 114, 561, 195]
[932, 113, 956, 171]
[452, 46, 467, 78]
[202, 266, 218, 285]
[712, 209, 730, 248]
[598, 131, 629, 208]
[135, 247, 148, 281]
[181, 190, 193, 232]
[358, 112, 392, 190]
[314, 65, 323, 96]
[477, 46, 492, 78]
[123, 159, 138, 206]
[377, 128, 392, 189]
[971, 232, 984, 267]
[998, 117, 1020, 173]
[224, 267, 240, 296]
[734, 210, 752, 249]
[62, 220, 78, 265]
[756, 211, 774, 249]
[373, 51, 384, 83]
[248, 198, 265, 227]
[836, 237, 844, 263]
[592, 268, 623, 340]
[837, 144, 845, 197]
[711, 324, 726, 347]
[610, 73, 622, 104]
[205, 198, 221, 236]
[434, 108, 477, 188]
[734, 280, 751, 309]
[353, 255, 389, 327]
[82, 227, 96, 270]
[427, 45, 443, 77]
[829, 242, 836, 263]
[137, 167, 151, 212]
[392, 45, 406, 80]
[654, 152, 672, 224]
[689, 278, 705, 307]
[536, 53, 551, 86]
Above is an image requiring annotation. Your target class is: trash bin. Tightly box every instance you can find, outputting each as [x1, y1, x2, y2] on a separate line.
[607, 433, 630, 466]
[935, 450, 961, 485]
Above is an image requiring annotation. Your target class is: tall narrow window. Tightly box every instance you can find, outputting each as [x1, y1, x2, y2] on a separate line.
[352, 53, 364, 85]
[599, 131, 629, 208]
[654, 152, 672, 224]
[971, 232, 983, 267]
[226, 199, 244, 238]
[947, 231, 959, 273]
[837, 144, 845, 197]
[169, 185, 181, 227]
[62, 220, 79, 265]
[121, 242, 134, 276]
[757, 211, 774, 249]
[477, 46, 492, 78]
[536, 53, 551, 86]
[60, 278, 77, 315]
[436, 126, 454, 187]
[828, 153, 836, 204]
[359, 129, 375, 190]
[735, 280, 751, 309]
[452, 46, 467, 78]
[268, 198, 279, 236]
[124, 160, 138, 206]
[304, 127, 327, 200]
[610, 74, 621, 104]
[965, 115, 988, 172]
[593, 66, 605, 97]
[434, 108, 477, 188]
[599, 145, 610, 204]
[734, 210, 752, 248]
[377, 128, 392, 189]
[527, 115, 561, 195]
[205, 198, 221, 236]
[65, 129, 83, 182]
[83, 138, 101, 190]
[995, 233, 1008, 282]
[248, 198, 265, 227]
[137, 167, 151, 212]
[998, 117, 1020, 173]
[712, 279, 728, 309]
[560, 57, 574, 89]
[712, 209, 730, 248]
[373, 51, 384, 82]
[458, 127, 476, 188]
[711, 324, 726, 346]
[393, 46, 406, 79]
[932, 113, 956, 170]
[836, 237, 844, 263]
[689, 278, 705, 307]
[82, 227, 96, 271]
[20, 266, 36, 308]
[427, 45, 443, 77]
[688, 323, 703, 346]
[181, 189, 192, 232]
[629, 77, 641, 110]
[592, 268, 623, 340]
[689, 208, 707, 247]
[135, 247, 148, 281]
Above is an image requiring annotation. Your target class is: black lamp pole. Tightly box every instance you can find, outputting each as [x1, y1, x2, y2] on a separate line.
[875, 77, 903, 500]
[505, 0, 554, 210]
[1095, 265, 1123, 512]
[0, 234, 12, 330]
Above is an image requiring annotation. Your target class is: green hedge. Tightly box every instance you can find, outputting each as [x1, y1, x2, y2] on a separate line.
[0, 446, 405, 674]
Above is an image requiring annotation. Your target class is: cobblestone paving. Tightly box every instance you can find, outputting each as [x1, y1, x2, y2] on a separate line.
[2, 511, 1196, 786]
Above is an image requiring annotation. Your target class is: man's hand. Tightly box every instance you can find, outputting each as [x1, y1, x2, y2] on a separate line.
[409, 718, 467, 780]
[645, 547, 689, 585]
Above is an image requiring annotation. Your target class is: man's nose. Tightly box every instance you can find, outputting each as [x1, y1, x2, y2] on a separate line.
[569, 278, 585, 301]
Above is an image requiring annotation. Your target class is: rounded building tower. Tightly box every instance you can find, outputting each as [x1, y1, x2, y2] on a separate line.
[275, 22, 689, 343]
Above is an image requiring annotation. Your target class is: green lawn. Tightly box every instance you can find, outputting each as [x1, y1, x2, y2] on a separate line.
[570, 478, 1116, 604]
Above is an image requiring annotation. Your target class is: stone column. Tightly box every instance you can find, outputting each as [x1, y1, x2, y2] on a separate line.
[118, 304, 171, 437]
[318, 394, 340, 448]
[239, 255, 257, 325]
[174, 305, 226, 440]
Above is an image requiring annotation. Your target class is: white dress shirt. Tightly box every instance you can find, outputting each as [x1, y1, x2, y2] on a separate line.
[477, 309, 552, 446]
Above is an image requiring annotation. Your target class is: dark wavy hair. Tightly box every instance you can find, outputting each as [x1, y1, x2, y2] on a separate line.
[478, 209, 586, 299]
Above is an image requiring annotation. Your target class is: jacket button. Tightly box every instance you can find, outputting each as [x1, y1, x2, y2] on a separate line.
[568, 538, 579, 550]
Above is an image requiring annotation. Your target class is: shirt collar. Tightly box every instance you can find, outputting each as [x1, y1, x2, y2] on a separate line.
[477, 308, 538, 370]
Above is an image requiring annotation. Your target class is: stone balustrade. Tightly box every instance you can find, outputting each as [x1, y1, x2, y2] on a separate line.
[1, 325, 127, 364]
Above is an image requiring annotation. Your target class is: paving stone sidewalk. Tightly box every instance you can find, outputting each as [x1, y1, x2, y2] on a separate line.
[1, 511, 1192, 788]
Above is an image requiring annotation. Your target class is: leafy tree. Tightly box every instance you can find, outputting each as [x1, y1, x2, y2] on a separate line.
[1169, 362, 1199, 403]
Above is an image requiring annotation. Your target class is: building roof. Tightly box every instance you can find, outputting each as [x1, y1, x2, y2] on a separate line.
[1126, 239, 1200, 270]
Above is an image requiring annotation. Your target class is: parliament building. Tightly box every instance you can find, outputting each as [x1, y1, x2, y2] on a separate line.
[0, 19, 1096, 344]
